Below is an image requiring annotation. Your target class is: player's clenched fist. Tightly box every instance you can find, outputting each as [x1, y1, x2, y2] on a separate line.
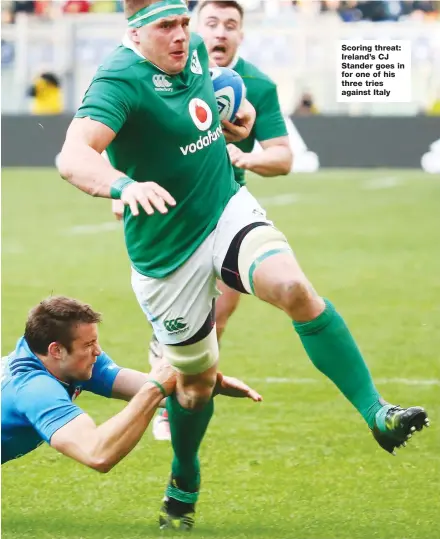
[221, 98, 256, 143]
[120, 181, 176, 217]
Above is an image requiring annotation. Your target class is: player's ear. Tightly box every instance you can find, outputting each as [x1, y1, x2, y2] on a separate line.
[48, 341, 63, 360]
[129, 27, 141, 44]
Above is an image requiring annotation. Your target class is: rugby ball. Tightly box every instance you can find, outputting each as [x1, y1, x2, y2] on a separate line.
[210, 67, 246, 123]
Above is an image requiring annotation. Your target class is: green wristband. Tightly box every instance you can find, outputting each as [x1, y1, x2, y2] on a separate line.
[147, 378, 167, 398]
[110, 177, 135, 199]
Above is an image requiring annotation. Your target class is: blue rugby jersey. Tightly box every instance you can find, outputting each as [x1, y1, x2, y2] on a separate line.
[1, 337, 121, 464]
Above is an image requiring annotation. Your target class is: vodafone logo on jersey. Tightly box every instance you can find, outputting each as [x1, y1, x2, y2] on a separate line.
[180, 98, 222, 156]
[188, 98, 213, 131]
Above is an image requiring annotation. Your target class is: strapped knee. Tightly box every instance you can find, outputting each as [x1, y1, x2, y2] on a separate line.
[162, 327, 219, 375]
[238, 226, 292, 294]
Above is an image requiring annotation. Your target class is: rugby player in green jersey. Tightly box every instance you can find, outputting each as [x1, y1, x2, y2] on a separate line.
[197, 0, 293, 340]
[58, 0, 429, 530]
[148, 0, 294, 443]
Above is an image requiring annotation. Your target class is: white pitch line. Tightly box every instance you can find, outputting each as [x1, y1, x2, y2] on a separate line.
[362, 177, 402, 190]
[66, 222, 121, 235]
[259, 193, 299, 207]
[250, 377, 439, 387]
[377, 378, 440, 387]
[2, 243, 24, 254]
[255, 377, 317, 384]
[65, 194, 299, 235]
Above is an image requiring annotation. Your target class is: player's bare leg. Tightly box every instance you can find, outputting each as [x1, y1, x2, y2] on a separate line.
[251, 250, 429, 454]
[215, 280, 241, 341]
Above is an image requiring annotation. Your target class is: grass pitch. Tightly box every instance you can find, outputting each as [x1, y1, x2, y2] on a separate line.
[2, 168, 439, 539]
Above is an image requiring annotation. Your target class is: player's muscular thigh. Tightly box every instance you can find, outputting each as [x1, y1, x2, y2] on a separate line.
[252, 252, 324, 322]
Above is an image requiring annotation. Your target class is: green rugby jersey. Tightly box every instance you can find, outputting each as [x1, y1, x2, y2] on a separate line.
[75, 33, 238, 278]
[232, 57, 288, 186]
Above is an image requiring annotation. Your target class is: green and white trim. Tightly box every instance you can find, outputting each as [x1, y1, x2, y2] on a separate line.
[127, 0, 189, 28]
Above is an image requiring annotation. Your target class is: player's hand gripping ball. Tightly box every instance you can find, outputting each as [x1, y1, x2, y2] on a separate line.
[210, 67, 246, 123]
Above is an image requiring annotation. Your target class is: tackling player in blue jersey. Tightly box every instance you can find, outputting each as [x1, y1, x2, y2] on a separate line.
[2, 296, 261, 469]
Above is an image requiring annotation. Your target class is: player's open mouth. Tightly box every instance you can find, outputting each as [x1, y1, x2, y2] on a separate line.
[170, 51, 185, 59]
[212, 45, 227, 54]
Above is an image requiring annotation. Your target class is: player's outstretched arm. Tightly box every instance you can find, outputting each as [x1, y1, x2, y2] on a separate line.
[110, 367, 262, 403]
[50, 362, 176, 473]
[227, 136, 293, 177]
[58, 117, 176, 216]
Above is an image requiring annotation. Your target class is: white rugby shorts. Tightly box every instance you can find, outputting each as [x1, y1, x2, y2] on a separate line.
[132, 187, 275, 345]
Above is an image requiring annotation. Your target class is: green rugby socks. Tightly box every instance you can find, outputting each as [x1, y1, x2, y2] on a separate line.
[294, 299, 382, 428]
[166, 392, 214, 498]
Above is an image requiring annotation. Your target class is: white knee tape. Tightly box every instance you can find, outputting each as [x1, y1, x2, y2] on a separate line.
[238, 226, 292, 294]
[162, 327, 219, 375]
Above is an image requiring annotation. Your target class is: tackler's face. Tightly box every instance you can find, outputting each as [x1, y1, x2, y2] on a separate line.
[134, 14, 191, 75]
[57, 323, 102, 382]
[197, 4, 243, 67]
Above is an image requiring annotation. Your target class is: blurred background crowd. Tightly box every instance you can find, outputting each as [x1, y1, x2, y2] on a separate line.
[1, 1, 440, 116]
[2, 1, 440, 21]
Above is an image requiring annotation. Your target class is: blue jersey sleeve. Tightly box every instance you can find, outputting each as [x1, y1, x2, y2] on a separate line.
[15, 372, 84, 444]
[81, 351, 121, 398]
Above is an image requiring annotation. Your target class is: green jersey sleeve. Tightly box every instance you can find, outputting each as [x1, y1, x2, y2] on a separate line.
[75, 72, 140, 135]
[254, 82, 288, 143]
